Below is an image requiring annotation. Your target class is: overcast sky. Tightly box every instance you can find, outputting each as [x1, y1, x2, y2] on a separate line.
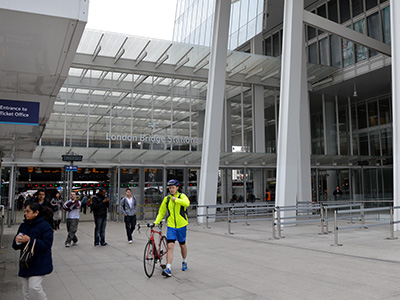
[86, 0, 178, 40]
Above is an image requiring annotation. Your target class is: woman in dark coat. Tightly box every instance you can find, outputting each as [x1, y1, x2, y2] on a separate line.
[12, 202, 53, 300]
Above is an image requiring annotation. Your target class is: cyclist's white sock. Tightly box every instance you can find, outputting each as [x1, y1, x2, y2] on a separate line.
[183, 258, 187, 263]
[167, 264, 171, 270]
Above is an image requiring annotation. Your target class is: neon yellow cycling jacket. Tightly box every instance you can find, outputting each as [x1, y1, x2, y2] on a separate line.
[154, 192, 190, 228]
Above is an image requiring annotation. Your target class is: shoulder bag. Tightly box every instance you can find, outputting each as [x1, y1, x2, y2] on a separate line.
[19, 239, 36, 269]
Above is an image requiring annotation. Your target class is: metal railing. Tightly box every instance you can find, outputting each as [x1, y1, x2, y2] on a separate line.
[273, 203, 323, 239]
[227, 205, 275, 234]
[331, 206, 397, 246]
[321, 202, 363, 234]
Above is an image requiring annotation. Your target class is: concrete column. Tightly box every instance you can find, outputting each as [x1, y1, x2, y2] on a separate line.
[197, 109, 205, 152]
[275, 0, 304, 215]
[298, 41, 312, 204]
[250, 33, 265, 203]
[391, 0, 400, 230]
[323, 96, 337, 201]
[198, 0, 231, 223]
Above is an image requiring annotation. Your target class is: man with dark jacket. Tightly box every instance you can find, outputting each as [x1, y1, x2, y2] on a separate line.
[25, 189, 55, 230]
[91, 188, 110, 246]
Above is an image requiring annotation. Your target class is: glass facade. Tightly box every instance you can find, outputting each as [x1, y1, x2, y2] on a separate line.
[310, 94, 392, 158]
[173, 0, 264, 49]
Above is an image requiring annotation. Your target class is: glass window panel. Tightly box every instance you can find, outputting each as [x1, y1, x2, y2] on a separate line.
[339, 108, 348, 155]
[265, 37, 272, 56]
[342, 38, 354, 66]
[308, 26, 316, 40]
[308, 42, 318, 64]
[240, 0, 249, 28]
[357, 103, 368, 129]
[379, 97, 390, 125]
[272, 32, 280, 57]
[352, 0, 364, 17]
[317, 5, 326, 35]
[238, 26, 247, 46]
[369, 130, 381, 156]
[365, 0, 378, 10]
[367, 12, 381, 57]
[249, 0, 257, 20]
[330, 35, 341, 67]
[368, 101, 379, 127]
[319, 37, 329, 66]
[231, 1, 240, 33]
[381, 128, 392, 156]
[382, 7, 391, 45]
[256, 13, 262, 34]
[359, 132, 369, 155]
[328, 0, 338, 22]
[379, 0, 388, 3]
[230, 31, 239, 50]
[352, 135, 359, 155]
[247, 18, 256, 40]
[339, 0, 351, 23]
[354, 20, 368, 62]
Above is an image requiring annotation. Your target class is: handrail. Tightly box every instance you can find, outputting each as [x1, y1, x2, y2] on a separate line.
[331, 206, 397, 246]
[274, 205, 324, 239]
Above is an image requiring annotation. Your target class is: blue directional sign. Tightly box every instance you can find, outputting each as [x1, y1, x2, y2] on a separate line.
[65, 166, 78, 172]
[0, 99, 40, 125]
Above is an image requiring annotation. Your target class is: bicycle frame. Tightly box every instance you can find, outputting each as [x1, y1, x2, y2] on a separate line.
[148, 225, 167, 260]
[142, 223, 168, 278]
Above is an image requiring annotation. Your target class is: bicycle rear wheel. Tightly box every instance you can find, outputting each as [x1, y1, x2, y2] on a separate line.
[143, 240, 155, 278]
[158, 235, 168, 267]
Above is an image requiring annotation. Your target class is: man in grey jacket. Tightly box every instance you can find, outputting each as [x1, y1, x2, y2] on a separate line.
[120, 188, 137, 244]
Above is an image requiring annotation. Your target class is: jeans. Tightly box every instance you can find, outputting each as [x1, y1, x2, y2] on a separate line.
[124, 215, 136, 241]
[94, 216, 107, 245]
[66, 218, 79, 244]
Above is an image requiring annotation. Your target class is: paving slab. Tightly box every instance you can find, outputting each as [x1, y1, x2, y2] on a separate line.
[1, 214, 400, 300]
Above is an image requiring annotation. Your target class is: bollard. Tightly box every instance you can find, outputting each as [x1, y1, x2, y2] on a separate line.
[386, 207, 398, 240]
[244, 204, 249, 226]
[324, 206, 329, 233]
[276, 207, 282, 238]
[319, 206, 325, 235]
[361, 202, 365, 225]
[331, 210, 342, 246]
[271, 208, 278, 240]
[205, 206, 210, 229]
[228, 208, 233, 235]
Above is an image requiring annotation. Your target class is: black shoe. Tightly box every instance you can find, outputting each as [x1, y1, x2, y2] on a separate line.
[101, 242, 108, 246]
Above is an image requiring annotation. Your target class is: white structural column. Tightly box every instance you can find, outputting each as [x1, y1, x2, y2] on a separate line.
[198, 0, 231, 223]
[298, 38, 312, 204]
[275, 0, 305, 215]
[391, 0, 400, 230]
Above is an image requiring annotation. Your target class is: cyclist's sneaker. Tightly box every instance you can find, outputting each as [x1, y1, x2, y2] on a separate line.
[162, 268, 172, 277]
[182, 262, 188, 271]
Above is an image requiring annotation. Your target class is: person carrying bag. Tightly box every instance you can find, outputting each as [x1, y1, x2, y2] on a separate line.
[13, 202, 54, 300]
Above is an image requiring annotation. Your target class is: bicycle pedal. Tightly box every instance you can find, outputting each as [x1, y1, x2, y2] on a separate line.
[160, 264, 166, 269]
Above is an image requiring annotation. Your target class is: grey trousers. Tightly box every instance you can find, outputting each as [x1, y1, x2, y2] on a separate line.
[66, 218, 79, 244]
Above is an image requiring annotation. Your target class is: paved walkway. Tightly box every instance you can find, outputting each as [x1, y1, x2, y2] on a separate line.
[2, 214, 400, 300]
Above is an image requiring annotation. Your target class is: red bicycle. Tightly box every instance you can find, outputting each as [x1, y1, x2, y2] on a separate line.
[141, 222, 168, 278]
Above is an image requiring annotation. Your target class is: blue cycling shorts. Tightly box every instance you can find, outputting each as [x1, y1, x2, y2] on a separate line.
[166, 226, 187, 244]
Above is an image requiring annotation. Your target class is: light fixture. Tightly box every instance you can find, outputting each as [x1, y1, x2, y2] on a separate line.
[353, 83, 358, 97]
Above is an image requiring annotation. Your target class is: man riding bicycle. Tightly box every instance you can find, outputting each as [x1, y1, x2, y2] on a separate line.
[154, 179, 190, 277]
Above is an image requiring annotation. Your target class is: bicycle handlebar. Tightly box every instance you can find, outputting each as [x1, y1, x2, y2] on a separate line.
[147, 221, 163, 229]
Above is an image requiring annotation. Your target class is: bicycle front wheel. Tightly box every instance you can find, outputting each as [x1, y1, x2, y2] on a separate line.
[143, 240, 155, 278]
